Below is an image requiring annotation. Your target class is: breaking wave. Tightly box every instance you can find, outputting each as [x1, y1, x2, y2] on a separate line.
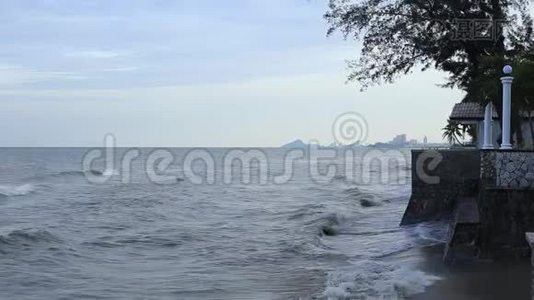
[0, 184, 36, 197]
[311, 213, 345, 237]
[324, 261, 441, 300]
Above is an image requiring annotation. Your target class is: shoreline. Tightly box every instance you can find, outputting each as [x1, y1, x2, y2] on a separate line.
[410, 244, 531, 299]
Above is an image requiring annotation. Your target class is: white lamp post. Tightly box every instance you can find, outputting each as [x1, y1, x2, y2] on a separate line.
[482, 103, 494, 149]
[500, 65, 513, 150]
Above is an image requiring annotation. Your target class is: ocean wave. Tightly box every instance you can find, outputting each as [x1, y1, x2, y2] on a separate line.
[308, 213, 345, 237]
[343, 187, 361, 196]
[83, 234, 188, 249]
[279, 237, 336, 258]
[30, 170, 106, 181]
[57, 170, 105, 177]
[0, 229, 62, 251]
[359, 197, 380, 208]
[333, 175, 347, 181]
[324, 261, 441, 300]
[412, 221, 449, 245]
[115, 236, 182, 247]
[0, 184, 36, 197]
[343, 187, 382, 208]
[286, 204, 326, 221]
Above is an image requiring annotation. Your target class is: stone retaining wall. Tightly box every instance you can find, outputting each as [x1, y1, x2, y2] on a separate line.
[481, 151, 534, 188]
[479, 150, 534, 258]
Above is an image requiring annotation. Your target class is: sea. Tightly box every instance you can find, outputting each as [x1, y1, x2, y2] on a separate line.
[0, 147, 526, 300]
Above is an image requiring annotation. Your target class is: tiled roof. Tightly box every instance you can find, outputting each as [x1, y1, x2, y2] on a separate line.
[449, 102, 498, 120]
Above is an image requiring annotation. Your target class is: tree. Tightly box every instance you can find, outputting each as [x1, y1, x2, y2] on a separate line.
[464, 48, 534, 147]
[324, 0, 530, 91]
[442, 119, 464, 145]
[326, 0, 534, 147]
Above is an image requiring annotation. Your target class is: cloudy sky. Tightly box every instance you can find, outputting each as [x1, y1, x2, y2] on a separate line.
[0, 0, 467, 147]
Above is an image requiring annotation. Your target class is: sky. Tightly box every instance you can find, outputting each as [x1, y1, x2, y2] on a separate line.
[0, 0, 468, 147]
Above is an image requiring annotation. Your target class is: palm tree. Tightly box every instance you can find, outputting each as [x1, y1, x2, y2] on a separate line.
[442, 119, 464, 146]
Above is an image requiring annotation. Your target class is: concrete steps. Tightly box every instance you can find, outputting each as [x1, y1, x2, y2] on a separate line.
[443, 197, 481, 264]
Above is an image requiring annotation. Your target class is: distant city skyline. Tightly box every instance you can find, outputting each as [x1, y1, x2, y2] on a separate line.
[0, 0, 490, 147]
[282, 132, 443, 148]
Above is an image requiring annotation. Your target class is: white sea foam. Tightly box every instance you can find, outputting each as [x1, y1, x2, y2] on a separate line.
[413, 221, 449, 245]
[0, 184, 36, 197]
[102, 169, 118, 176]
[324, 260, 441, 300]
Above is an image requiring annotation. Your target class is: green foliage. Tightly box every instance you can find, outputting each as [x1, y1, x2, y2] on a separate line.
[463, 30, 534, 144]
[326, 0, 534, 146]
[325, 0, 530, 90]
[442, 119, 464, 145]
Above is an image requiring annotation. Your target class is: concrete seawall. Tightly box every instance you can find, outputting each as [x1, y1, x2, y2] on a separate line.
[478, 150, 534, 258]
[401, 149, 480, 225]
[403, 149, 534, 260]
[478, 188, 534, 258]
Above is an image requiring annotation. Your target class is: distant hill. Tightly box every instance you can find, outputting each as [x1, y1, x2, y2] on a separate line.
[281, 139, 307, 149]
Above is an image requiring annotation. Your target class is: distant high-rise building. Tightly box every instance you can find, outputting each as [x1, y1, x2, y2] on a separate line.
[390, 134, 407, 146]
[423, 136, 428, 144]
